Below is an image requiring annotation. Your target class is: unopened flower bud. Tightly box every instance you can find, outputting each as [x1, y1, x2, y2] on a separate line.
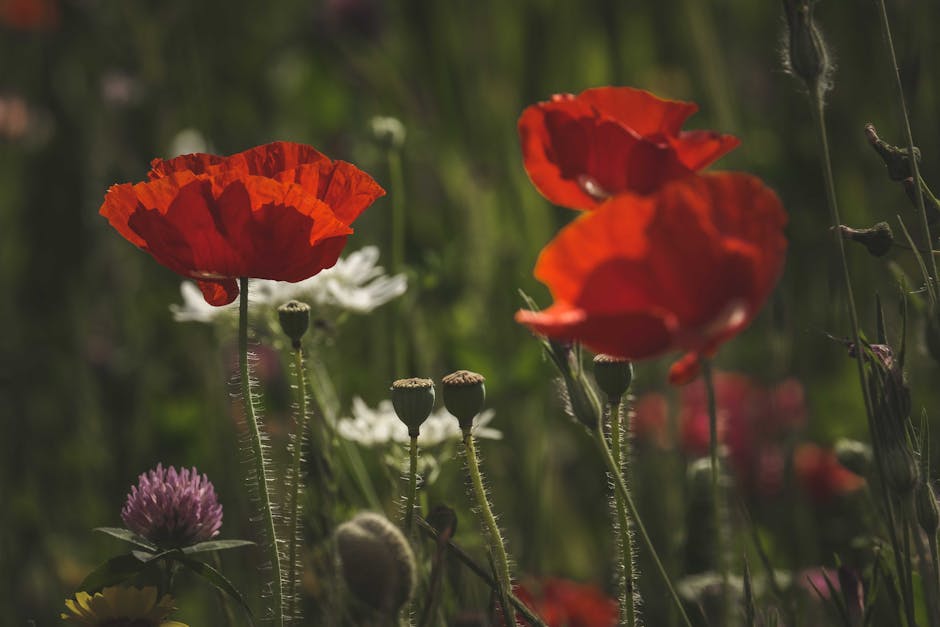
[371, 116, 406, 150]
[335, 512, 416, 615]
[839, 223, 894, 258]
[592, 354, 634, 403]
[391, 378, 435, 438]
[865, 123, 921, 182]
[834, 438, 872, 477]
[561, 371, 602, 430]
[277, 300, 310, 349]
[442, 370, 486, 432]
[916, 482, 940, 535]
[883, 442, 919, 496]
[782, 0, 831, 95]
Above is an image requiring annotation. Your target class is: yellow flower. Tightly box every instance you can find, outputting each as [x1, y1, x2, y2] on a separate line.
[60, 585, 188, 626]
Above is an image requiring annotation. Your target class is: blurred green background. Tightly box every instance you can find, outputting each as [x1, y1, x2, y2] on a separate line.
[3, 0, 940, 624]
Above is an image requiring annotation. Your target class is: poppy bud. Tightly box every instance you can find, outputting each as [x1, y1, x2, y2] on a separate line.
[864, 123, 921, 182]
[371, 116, 406, 150]
[916, 482, 940, 535]
[883, 442, 919, 496]
[441, 370, 486, 432]
[391, 378, 435, 438]
[839, 223, 894, 258]
[277, 300, 311, 349]
[834, 438, 872, 477]
[335, 512, 416, 615]
[781, 0, 831, 95]
[592, 354, 634, 403]
[561, 370, 602, 430]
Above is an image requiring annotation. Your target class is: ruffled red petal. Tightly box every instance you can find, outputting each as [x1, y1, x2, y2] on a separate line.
[577, 86, 698, 136]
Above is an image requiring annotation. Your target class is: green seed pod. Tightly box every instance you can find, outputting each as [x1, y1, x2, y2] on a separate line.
[834, 438, 873, 478]
[390, 378, 435, 438]
[839, 222, 894, 258]
[592, 354, 634, 403]
[916, 482, 940, 535]
[277, 300, 310, 349]
[335, 512, 416, 615]
[441, 370, 486, 432]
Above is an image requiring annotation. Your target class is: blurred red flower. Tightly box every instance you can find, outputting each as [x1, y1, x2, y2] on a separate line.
[515, 172, 787, 384]
[100, 141, 384, 306]
[518, 86, 739, 210]
[678, 373, 806, 495]
[794, 443, 865, 504]
[513, 578, 617, 627]
[0, 0, 58, 30]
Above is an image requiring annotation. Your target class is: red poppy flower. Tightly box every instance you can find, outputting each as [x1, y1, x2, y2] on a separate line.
[518, 86, 739, 210]
[512, 578, 617, 627]
[515, 172, 787, 384]
[794, 444, 865, 504]
[100, 141, 384, 306]
[0, 0, 58, 30]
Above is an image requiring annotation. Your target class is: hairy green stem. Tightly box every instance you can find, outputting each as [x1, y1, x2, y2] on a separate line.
[810, 99, 915, 627]
[875, 0, 937, 305]
[608, 401, 637, 627]
[285, 347, 309, 624]
[404, 435, 419, 535]
[238, 277, 284, 627]
[461, 431, 515, 625]
[701, 360, 730, 626]
[594, 418, 693, 627]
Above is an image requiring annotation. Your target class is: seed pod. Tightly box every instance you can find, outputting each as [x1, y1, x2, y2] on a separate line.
[592, 354, 634, 404]
[390, 378, 435, 438]
[442, 370, 486, 432]
[277, 300, 310, 349]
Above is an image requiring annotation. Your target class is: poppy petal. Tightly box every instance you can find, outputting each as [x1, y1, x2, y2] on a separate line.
[196, 279, 239, 306]
[577, 86, 698, 136]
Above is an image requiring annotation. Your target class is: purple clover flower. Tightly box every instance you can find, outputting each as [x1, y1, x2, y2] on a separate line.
[121, 464, 223, 547]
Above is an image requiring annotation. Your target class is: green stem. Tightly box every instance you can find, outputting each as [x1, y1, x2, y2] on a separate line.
[875, 0, 937, 306]
[286, 346, 309, 624]
[238, 277, 284, 627]
[593, 419, 694, 627]
[608, 401, 637, 627]
[810, 96, 916, 627]
[212, 552, 237, 627]
[461, 431, 515, 625]
[911, 512, 940, 626]
[701, 360, 730, 625]
[404, 435, 419, 535]
[930, 531, 940, 613]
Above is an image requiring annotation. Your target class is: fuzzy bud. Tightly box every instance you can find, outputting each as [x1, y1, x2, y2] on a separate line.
[442, 370, 486, 432]
[390, 378, 435, 438]
[592, 354, 634, 403]
[916, 482, 940, 535]
[371, 116, 406, 150]
[782, 0, 831, 95]
[335, 512, 416, 615]
[834, 438, 872, 477]
[277, 300, 310, 349]
[561, 370, 602, 430]
[839, 223, 894, 258]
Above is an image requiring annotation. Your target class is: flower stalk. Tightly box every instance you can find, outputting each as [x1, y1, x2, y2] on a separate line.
[607, 399, 637, 627]
[285, 345, 309, 624]
[404, 435, 419, 535]
[461, 430, 515, 625]
[701, 359, 730, 625]
[238, 277, 284, 627]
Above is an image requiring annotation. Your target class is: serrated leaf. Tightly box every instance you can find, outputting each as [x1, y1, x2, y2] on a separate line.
[93, 527, 158, 552]
[181, 539, 255, 555]
[79, 554, 154, 592]
[172, 555, 254, 625]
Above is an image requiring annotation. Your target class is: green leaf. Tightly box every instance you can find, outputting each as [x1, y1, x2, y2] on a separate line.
[93, 527, 158, 552]
[181, 539, 255, 555]
[172, 555, 254, 625]
[79, 554, 154, 592]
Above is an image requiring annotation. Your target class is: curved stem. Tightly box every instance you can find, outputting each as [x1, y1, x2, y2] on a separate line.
[404, 435, 419, 535]
[593, 420, 693, 627]
[608, 401, 637, 627]
[286, 346, 308, 624]
[701, 360, 730, 625]
[238, 277, 284, 627]
[461, 431, 515, 625]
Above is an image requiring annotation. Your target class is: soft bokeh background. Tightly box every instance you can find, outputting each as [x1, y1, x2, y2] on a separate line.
[3, 0, 940, 624]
